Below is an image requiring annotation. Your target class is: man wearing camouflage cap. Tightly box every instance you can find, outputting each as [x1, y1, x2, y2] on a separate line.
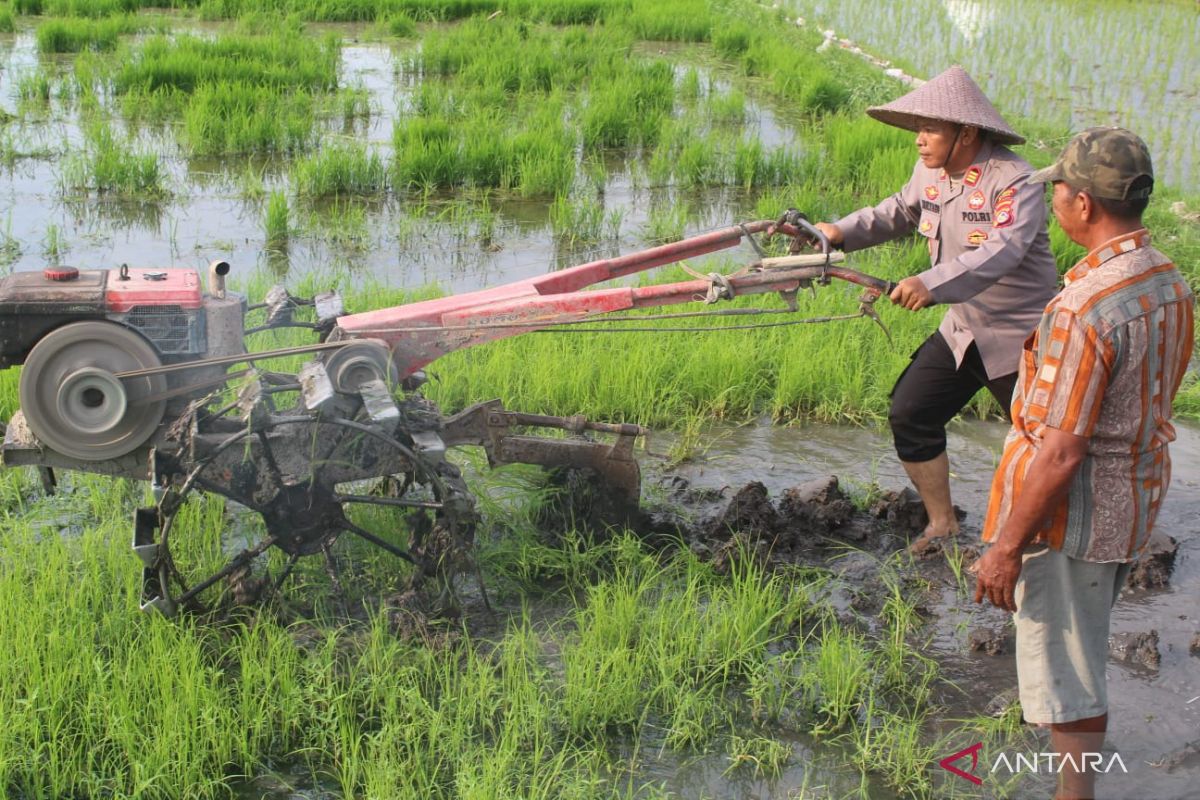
[973, 127, 1193, 799]
[815, 66, 1057, 554]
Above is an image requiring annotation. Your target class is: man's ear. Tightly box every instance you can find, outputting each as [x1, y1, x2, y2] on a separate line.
[1077, 190, 1094, 223]
[962, 125, 980, 146]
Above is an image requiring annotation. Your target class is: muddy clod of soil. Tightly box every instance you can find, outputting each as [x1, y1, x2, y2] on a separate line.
[968, 625, 1011, 655]
[1125, 530, 1178, 589]
[867, 486, 965, 538]
[1156, 739, 1200, 772]
[699, 477, 869, 557]
[984, 686, 1020, 718]
[778, 476, 857, 536]
[1109, 629, 1161, 670]
[1189, 633, 1200, 656]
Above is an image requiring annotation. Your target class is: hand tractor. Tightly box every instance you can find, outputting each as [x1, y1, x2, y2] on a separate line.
[0, 214, 892, 615]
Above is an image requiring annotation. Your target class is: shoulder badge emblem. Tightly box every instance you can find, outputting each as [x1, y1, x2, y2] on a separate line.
[967, 190, 986, 210]
[964, 166, 982, 187]
[924, 185, 940, 201]
[967, 229, 988, 246]
[992, 187, 1017, 228]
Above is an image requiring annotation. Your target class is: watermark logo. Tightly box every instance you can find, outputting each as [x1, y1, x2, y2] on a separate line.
[938, 742, 1128, 785]
[939, 742, 984, 785]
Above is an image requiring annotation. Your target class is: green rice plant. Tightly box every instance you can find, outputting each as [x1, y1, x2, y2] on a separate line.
[41, 0, 136, 16]
[623, 0, 711, 42]
[384, 12, 416, 37]
[41, 222, 65, 261]
[581, 61, 674, 150]
[678, 66, 701, 104]
[713, 20, 755, 59]
[549, 192, 609, 245]
[0, 214, 21, 269]
[707, 88, 746, 125]
[113, 32, 339, 95]
[34, 15, 139, 53]
[60, 120, 165, 196]
[293, 141, 387, 197]
[724, 734, 791, 778]
[15, 69, 51, 106]
[800, 621, 873, 734]
[0, 4, 14, 34]
[182, 82, 316, 155]
[640, 198, 690, 244]
[264, 189, 289, 245]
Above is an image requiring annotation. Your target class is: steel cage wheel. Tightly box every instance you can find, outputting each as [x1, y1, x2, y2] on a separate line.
[148, 414, 476, 615]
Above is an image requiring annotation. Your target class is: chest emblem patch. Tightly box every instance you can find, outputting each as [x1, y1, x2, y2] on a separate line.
[967, 190, 986, 210]
[925, 185, 940, 201]
[964, 166, 982, 187]
[967, 229, 989, 246]
[920, 219, 934, 234]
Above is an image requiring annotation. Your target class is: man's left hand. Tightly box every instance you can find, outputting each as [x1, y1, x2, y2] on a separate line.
[889, 276, 934, 310]
[971, 543, 1023, 613]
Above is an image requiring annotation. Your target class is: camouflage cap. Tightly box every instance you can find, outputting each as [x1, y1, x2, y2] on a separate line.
[1027, 127, 1154, 201]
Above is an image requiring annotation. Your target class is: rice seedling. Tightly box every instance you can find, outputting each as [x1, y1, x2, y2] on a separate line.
[549, 192, 609, 245]
[60, 120, 165, 196]
[707, 87, 747, 125]
[724, 733, 792, 777]
[15, 69, 52, 105]
[264, 189, 289, 245]
[384, 12, 417, 37]
[182, 82, 316, 155]
[0, 213, 21, 269]
[41, 222, 65, 261]
[34, 14, 139, 53]
[293, 141, 388, 197]
[623, 0, 712, 42]
[0, 4, 14, 34]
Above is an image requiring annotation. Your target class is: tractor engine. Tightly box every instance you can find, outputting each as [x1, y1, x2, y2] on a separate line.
[0, 261, 245, 461]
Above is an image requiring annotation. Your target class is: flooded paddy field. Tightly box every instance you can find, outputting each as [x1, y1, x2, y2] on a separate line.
[0, 1, 1198, 798]
[782, 0, 1200, 191]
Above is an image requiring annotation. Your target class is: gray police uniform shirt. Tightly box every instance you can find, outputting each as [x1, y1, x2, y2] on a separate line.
[835, 141, 1058, 379]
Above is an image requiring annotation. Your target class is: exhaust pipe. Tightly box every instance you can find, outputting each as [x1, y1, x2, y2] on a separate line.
[208, 259, 230, 300]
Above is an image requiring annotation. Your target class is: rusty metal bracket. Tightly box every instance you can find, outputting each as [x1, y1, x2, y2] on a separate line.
[440, 400, 645, 502]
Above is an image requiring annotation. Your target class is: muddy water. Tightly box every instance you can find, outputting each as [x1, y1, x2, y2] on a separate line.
[663, 417, 1200, 799]
[781, 0, 1200, 192]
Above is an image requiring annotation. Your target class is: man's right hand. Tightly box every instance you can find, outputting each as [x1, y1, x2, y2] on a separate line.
[813, 222, 843, 248]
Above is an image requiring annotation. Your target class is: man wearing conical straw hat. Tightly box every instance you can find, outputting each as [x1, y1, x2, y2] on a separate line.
[815, 66, 1057, 554]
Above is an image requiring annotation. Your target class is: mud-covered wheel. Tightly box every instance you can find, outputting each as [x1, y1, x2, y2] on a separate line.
[139, 413, 476, 616]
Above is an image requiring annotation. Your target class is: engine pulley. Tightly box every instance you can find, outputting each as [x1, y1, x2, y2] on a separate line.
[18, 321, 167, 460]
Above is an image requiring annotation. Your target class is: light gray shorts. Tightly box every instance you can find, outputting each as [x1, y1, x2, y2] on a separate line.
[1012, 545, 1132, 725]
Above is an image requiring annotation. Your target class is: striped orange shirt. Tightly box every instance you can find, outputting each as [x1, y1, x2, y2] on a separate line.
[982, 229, 1194, 562]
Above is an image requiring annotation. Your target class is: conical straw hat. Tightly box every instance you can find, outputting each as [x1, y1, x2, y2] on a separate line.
[866, 65, 1024, 145]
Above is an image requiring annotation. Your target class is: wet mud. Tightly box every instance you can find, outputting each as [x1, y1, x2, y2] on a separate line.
[634, 418, 1200, 800]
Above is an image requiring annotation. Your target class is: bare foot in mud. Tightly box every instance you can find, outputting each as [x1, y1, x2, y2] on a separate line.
[907, 523, 959, 556]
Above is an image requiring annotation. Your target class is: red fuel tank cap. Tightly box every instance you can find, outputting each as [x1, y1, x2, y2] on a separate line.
[44, 266, 79, 281]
